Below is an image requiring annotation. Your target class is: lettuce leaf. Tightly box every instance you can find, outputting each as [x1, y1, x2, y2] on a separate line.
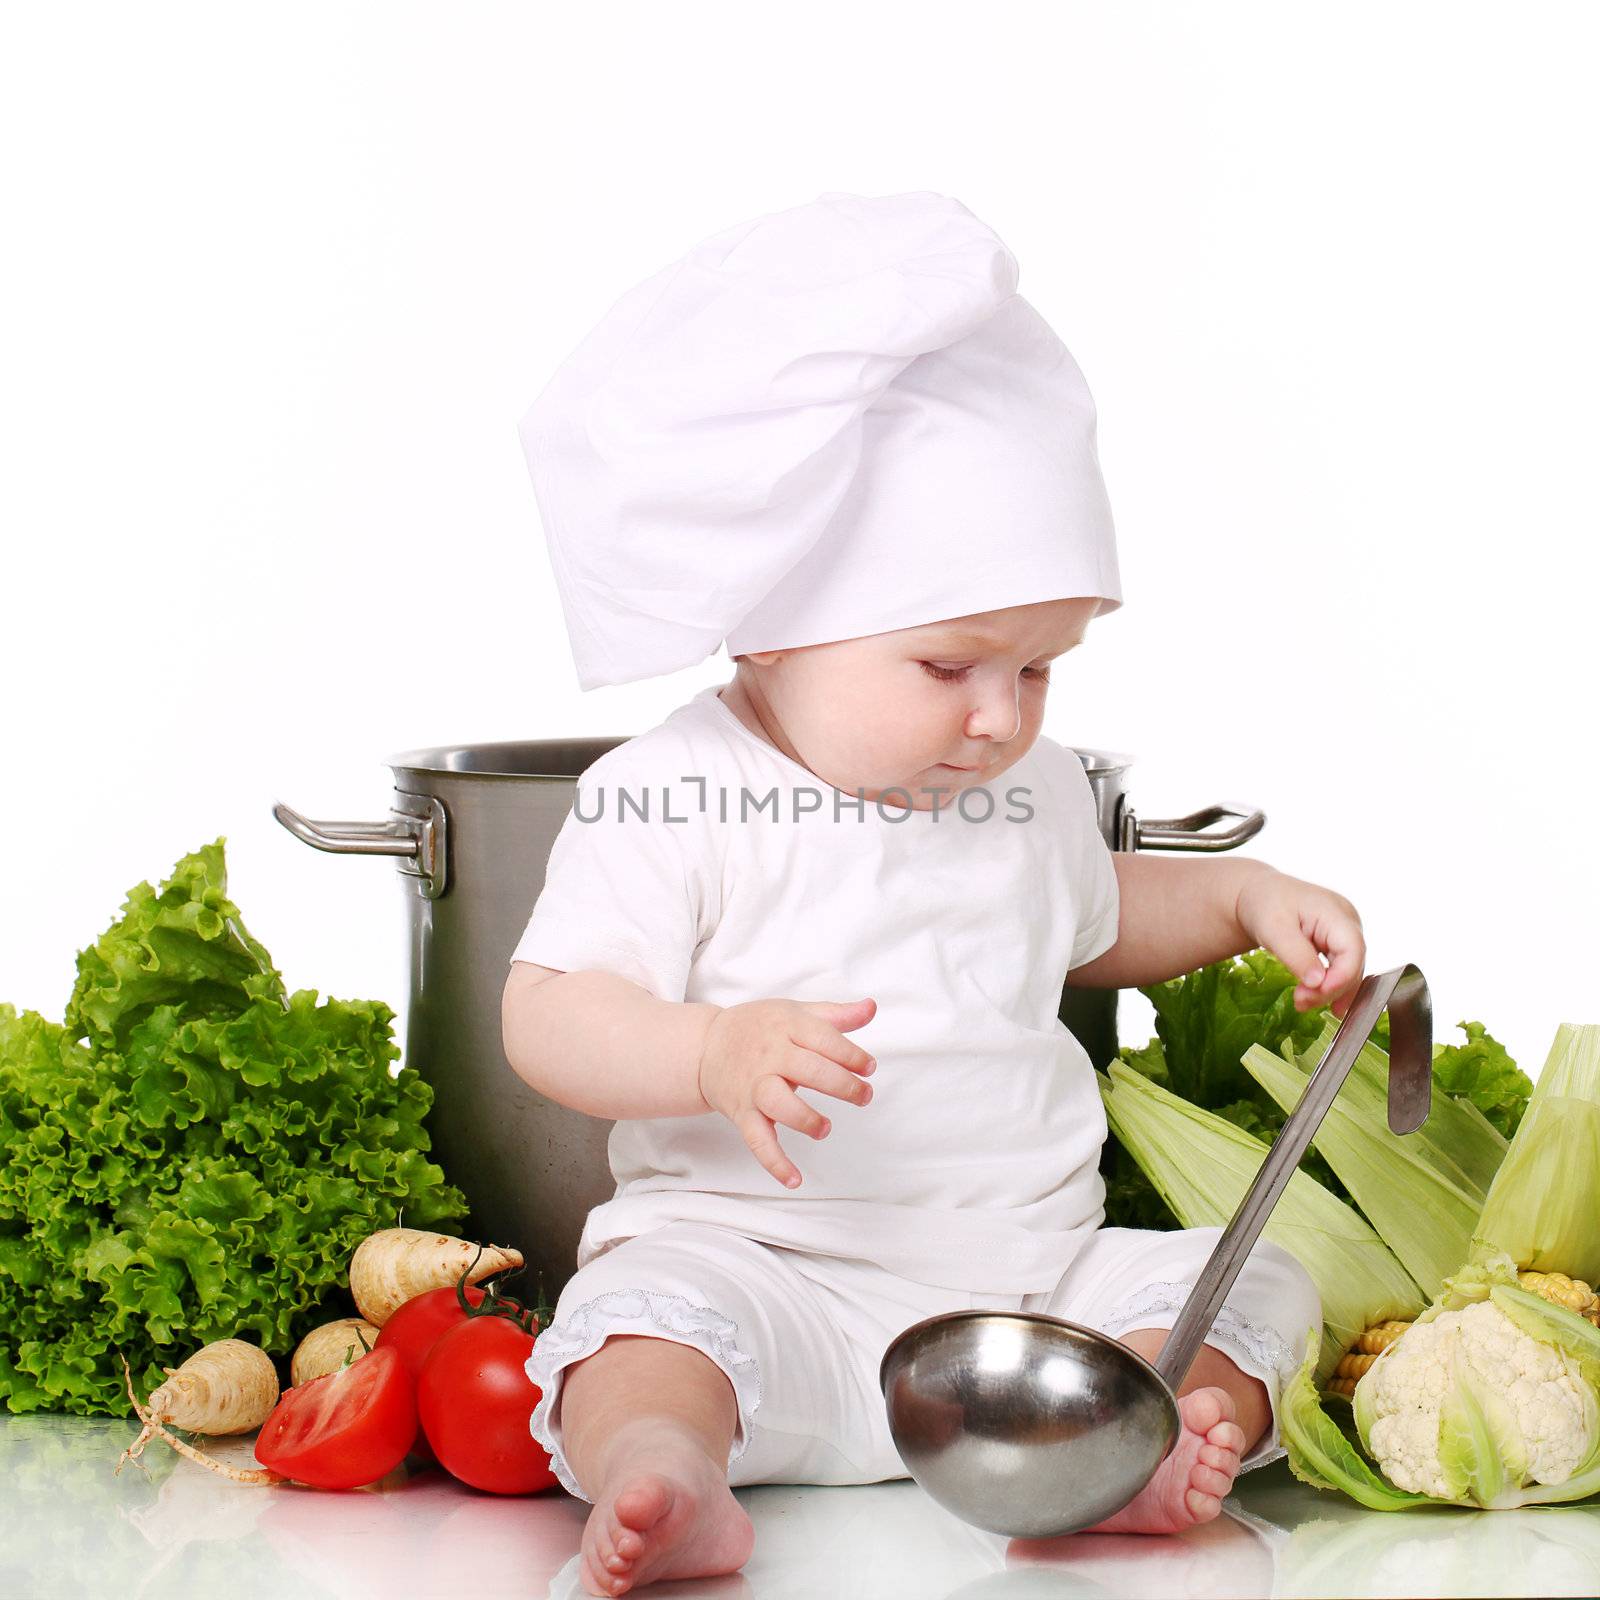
[1131, 949, 1333, 1109]
[1372, 1014, 1531, 1139]
[0, 840, 466, 1415]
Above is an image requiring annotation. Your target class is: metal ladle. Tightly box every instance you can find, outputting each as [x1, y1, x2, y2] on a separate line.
[879, 963, 1432, 1539]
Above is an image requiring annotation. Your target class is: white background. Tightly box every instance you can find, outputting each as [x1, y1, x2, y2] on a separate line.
[4, 3, 1594, 1076]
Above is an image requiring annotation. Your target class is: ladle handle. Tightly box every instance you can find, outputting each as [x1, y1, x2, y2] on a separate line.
[1151, 963, 1433, 1390]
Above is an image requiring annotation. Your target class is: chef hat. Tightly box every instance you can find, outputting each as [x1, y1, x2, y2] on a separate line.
[519, 189, 1122, 691]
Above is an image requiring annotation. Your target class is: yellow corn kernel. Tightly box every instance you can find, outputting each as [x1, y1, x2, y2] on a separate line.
[1325, 1319, 1414, 1400]
[1334, 1350, 1380, 1382]
[1355, 1319, 1413, 1356]
[1518, 1269, 1600, 1324]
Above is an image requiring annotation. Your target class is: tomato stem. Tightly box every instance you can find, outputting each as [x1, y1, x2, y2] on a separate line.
[453, 1246, 539, 1335]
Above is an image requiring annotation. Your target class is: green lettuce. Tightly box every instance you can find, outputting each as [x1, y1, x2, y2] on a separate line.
[1380, 1014, 1532, 1139]
[0, 840, 466, 1415]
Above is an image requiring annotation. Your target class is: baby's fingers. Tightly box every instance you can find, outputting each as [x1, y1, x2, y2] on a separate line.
[791, 1011, 876, 1077]
[756, 1077, 832, 1140]
[1319, 930, 1367, 1019]
[732, 1107, 802, 1190]
[787, 1052, 875, 1107]
[1296, 913, 1365, 1018]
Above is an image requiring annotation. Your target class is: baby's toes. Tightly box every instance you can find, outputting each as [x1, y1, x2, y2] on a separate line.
[592, 1512, 640, 1581]
[1189, 1458, 1234, 1500]
[579, 1549, 620, 1599]
[1184, 1485, 1223, 1523]
[1199, 1441, 1240, 1478]
[1177, 1385, 1233, 1436]
[1205, 1417, 1246, 1456]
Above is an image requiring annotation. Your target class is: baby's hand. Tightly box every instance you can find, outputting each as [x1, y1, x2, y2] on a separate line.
[1235, 867, 1366, 1018]
[696, 997, 877, 1189]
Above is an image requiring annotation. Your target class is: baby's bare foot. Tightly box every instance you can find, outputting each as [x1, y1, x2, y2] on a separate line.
[578, 1422, 754, 1596]
[1083, 1387, 1246, 1535]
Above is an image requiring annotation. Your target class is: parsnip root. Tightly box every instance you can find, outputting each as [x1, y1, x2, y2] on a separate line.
[143, 1337, 280, 1435]
[349, 1227, 524, 1325]
[290, 1316, 379, 1385]
[116, 1338, 278, 1476]
[116, 1356, 285, 1486]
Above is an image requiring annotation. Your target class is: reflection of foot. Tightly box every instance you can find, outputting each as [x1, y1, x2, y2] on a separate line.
[578, 1426, 754, 1596]
[1083, 1387, 1246, 1535]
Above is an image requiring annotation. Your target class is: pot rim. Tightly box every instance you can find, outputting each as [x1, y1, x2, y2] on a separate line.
[385, 740, 1137, 781]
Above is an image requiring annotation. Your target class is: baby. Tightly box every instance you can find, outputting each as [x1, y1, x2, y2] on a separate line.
[500, 192, 1362, 1596]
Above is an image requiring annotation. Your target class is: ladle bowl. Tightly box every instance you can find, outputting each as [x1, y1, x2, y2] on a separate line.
[879, 1309, 1179, 1537]
[879, 963, 1433, 1540]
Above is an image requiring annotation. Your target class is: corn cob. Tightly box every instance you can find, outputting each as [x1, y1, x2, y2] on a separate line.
[1327, 1320, 1410, 1397]
[1324, 1272, 1600, 1398]
[1518, 1269, 1600, 1325]
[1355, 1319, 1414, 1355]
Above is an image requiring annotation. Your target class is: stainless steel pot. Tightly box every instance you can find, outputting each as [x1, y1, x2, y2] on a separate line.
[276, 742, 1262, 1294]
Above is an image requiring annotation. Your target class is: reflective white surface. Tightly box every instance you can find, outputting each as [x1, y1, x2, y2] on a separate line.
[5, 1416, 1600, 1599]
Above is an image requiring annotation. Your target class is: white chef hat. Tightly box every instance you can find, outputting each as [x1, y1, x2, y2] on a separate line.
[519, 189, 1122, 691]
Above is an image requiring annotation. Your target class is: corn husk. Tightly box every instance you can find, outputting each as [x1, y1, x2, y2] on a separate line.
[1443, 1096, 1516, 1197]
[1243, 1025, 1492, 1297]
[1474, 1024, 1600, 1283]
[1099, 1061, 1424, 1383]
[1290, 1015, 1511, 1197]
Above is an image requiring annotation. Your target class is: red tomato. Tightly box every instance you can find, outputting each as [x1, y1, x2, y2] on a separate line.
[417, 1315, 557, 1495]
[255, 1344, 416, 1490]
[375, 1284, 507, 1459]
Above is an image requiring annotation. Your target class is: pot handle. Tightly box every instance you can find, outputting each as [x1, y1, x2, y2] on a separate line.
[1120, 802, 1265, 853]
[272, 792, 448, 898]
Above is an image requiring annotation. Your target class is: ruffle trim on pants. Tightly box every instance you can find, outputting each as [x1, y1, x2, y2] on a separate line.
[1096, 1278, 1300, 1472]
[525, 1286, 764, 1502]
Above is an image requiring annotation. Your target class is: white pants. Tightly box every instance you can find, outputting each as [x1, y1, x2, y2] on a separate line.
[525, 1221, 1318, 1502]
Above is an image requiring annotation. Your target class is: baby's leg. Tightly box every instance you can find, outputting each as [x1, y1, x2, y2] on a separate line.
[561, 1333, 754, 1596]
[1077, 1331, 1258, 1536]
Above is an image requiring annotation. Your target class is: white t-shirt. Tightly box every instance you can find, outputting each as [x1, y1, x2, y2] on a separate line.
[510, 683, 1121, 1293]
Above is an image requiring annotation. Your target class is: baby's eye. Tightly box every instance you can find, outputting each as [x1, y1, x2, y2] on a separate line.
[919, 662, 1051, 684]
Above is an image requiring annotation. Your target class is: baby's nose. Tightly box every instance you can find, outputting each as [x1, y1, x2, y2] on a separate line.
[966, 689, 1022, 743]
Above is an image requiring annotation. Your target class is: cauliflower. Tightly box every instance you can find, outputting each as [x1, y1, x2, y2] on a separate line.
[1361, 1299, 1594, 1499]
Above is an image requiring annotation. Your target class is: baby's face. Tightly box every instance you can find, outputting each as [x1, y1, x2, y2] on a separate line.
[731, 597, 1099, 810]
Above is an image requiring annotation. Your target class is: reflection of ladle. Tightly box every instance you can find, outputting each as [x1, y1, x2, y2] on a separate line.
[880, 964, 1432, 1540]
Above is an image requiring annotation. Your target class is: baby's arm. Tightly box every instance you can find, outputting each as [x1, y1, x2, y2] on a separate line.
[502, 962, 718, 1118]
[1068, 855, 1367, 1018]
[502, 963, 877, 1187]
[1067, 855, 1269, 987]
